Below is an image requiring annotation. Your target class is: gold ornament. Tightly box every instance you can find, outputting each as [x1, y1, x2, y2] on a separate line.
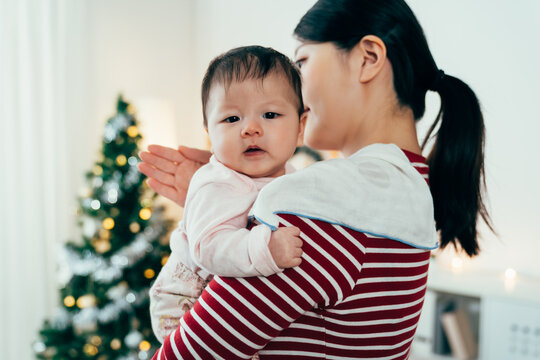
[83, 344, 98, 356]
[93, 238, 111, 253]
[161, 255, 169, 266]
[110, 338, 121, 350]
[116, 155, 127, 166]
[76, 294, 97, 309]
[127, 125, 139, 138]
[90, 336, 102, 346]
[141, 198, 153, 208]
[102, 217, 115, 230]
[139, 340, 151, 352]
[64, 295, 76, 307]
[129, 222, 141, 233]
[93, 165, 103, 176]
[144, 269, 155, 279]
[139, 208, 152, 220]
[99, 229, 111, 240]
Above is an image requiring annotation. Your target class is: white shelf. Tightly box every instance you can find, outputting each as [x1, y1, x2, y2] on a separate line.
[413, 259, 540, 360]
[427, 259, 540, 304]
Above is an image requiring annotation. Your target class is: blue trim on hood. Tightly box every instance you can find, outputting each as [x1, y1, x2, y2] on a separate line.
[253, 211, 439, 251]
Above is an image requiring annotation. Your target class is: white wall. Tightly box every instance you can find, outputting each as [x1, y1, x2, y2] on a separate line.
[191, 0, 316, 85]
[84, 0, 198, 152]
[81, 0, 540, 279]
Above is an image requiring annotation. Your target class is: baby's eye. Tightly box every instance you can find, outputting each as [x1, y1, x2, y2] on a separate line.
[224, 116, 240, 123]
[263, 112, 279, 119]
[295, 58, 305, 69]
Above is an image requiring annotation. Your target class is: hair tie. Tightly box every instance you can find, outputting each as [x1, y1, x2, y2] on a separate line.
[430, 69, 445, 92]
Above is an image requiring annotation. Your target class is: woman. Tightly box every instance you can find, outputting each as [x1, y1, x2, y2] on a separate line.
[140, 0, 492, 358]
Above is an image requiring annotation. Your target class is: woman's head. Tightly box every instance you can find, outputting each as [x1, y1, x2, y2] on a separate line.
[294, 0, 437, 123]
[294, 0, 493, 256]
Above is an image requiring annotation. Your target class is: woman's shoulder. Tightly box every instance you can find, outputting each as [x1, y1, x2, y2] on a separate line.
[250, 144, 437, 249]
[268, 144, 411, 192]
[252, 153, 395, 222]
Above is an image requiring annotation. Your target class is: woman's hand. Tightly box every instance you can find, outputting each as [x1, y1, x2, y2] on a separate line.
[138, 145, 211, 207]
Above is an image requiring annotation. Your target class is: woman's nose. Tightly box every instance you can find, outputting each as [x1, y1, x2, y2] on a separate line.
[241, 119, 263, 137]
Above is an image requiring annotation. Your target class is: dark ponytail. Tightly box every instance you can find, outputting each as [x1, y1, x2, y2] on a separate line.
[294, 0, 494, 256]
[422, 74, 493, 256]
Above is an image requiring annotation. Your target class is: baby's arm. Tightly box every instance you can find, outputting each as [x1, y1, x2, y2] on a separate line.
[190, 224, 295, 277]
[186, 185, 303, 277]
[268, 226, 303, 268]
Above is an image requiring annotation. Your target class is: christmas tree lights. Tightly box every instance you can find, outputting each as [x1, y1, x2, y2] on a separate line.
[34, 95, 173, 359]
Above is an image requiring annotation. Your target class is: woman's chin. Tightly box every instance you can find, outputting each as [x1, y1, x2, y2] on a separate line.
[304, 136, 333, 152]
[303, 128, 320, 149]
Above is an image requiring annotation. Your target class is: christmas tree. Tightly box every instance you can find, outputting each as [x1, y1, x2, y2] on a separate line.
[34, 96, 173, 359]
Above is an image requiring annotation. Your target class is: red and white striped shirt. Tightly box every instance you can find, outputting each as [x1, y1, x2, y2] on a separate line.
[153, 151, 431, 360]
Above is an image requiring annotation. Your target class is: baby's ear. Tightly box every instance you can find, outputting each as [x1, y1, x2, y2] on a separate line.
[205, 128, 214, 153]
[296, 113, 308, 147]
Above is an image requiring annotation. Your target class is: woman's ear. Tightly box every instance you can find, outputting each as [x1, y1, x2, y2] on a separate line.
[296, 112, 308, 147]
[352, 35, 387, 84]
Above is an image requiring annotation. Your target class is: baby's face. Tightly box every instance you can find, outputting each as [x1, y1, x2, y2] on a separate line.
[205, 73, 304, 178]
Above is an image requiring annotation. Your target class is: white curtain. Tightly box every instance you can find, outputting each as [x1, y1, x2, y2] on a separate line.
[0, 0, 78, 358]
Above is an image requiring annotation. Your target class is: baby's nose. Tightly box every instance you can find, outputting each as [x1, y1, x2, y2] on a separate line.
[241, 119, 263, 136]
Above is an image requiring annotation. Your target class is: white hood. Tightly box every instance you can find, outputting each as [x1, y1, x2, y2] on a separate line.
[249, 143, 438, 250]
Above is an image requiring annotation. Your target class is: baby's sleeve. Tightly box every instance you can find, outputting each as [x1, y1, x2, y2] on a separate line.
[185, 183, 282, 277]
[195, 223, 282, 277]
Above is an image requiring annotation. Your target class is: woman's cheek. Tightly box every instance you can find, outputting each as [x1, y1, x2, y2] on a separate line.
[303, 117, 321, 149]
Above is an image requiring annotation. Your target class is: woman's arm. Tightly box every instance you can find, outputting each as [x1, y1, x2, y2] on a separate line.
[152, 214, 366, 360]
[138, 145, 211, 207]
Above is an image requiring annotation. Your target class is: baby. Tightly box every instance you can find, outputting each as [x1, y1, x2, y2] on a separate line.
[149, 45, 307, 342]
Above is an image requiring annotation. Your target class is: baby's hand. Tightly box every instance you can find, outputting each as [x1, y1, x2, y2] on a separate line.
[268, 226, 303, 269]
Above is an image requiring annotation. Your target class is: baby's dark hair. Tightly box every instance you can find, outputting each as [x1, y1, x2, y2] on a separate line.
[201, 45, 304, 127]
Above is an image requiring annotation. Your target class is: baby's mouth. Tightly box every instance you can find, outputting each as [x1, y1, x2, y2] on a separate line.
[244, 145, 265, 155]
